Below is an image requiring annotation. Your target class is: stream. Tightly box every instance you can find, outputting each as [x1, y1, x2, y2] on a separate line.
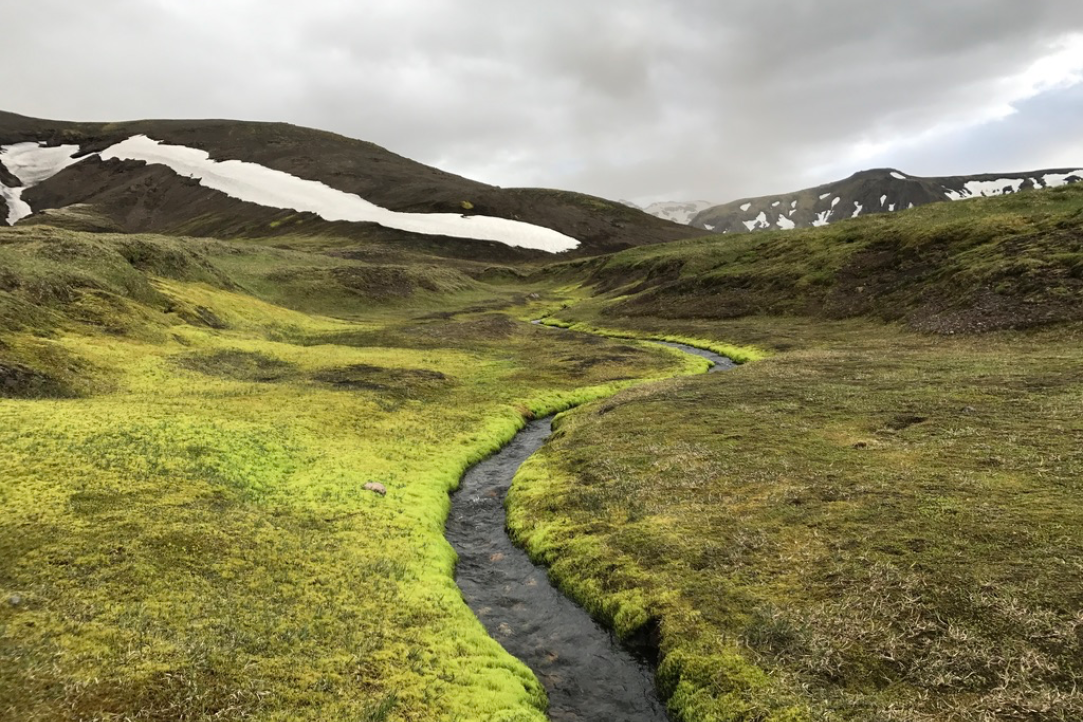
[446, 337, 733, 721]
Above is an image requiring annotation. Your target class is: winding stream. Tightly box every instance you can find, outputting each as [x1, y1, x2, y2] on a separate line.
[447, 337, 733, 721]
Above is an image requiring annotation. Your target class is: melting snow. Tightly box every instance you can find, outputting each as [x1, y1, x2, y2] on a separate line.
[1042, 170, 1083, 188]
[776, 214, 795, 230]
[742, 211, 769, 231]
[831, 196, 841, 208]
[944, 177, 1026, 201]
[812, 210, 832, 227]
[100, 136, 579, 252]
[888, 203, 896, 212]
[771, 200, 780, 207]
[880, 194, 887, 207]
[791, 200, 797, 208]
[704, 223, 717, 231]
[852, 201, 863, 218]
[890, 171, 907, 180]
[819, 192, 831, 200]
[0, 142, 86, 224]
[740, 202, 752, 212]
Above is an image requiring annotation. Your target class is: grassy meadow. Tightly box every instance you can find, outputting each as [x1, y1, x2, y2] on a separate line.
[0, 226, 704, 721]
[505, 187, 1083, 722]
[3, 181, 1082, 722]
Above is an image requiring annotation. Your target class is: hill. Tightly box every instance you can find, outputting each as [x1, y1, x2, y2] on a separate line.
[553, 182, 1083, 334]
[691, 166, 1083, 233]
[0, 111, 696, 261]
[524, 182, 1083, 721]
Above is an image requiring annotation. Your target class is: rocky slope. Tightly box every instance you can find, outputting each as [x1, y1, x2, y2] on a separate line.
[691, 167, 1083, 233]
[0, 111, 697, 261]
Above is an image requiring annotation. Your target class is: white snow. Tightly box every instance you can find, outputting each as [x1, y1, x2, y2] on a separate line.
[852, 201, 863, 218]
[771, 200, 780, 208]
[776, 214, 795, 230]
[704, 223, 717, 231]
[742, 211, 769, 232]
[831, 196, 841, 208]
[98, 135, 580, 252]
[819, 192, 831, 200]
[812, 210, 833, 227]
[888, 203, 896, 212]
[1042, 170, 1083, 188]
[890, 171, 907, 180]
[641, 199, 714, 225]
[908, 203, 914, 209]
[791, 200, 797, 208]
[0, 142, 86, 224]
[880, 194, 888, 207]
[944, 177, 1026, 201]
[740, 202, 752, 212]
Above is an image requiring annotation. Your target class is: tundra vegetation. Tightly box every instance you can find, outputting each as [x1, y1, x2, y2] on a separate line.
[2, 183, 1083, 722]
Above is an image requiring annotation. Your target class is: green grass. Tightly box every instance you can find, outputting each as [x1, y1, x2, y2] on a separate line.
[5, 182, 1083, 722]
[509, 311, 1083, 721]
[0, 226, 704, 721]
[551, 183, 1083, 334]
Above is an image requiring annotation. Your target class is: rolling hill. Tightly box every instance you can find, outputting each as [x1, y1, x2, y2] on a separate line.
[690, 166, 1083, 233]
[0, 111, 696, 261]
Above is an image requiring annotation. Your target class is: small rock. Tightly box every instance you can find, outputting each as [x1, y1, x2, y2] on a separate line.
[363, 482, 387, 496]
[962, 406, 976, 413]
[853, 441, 869, 449]
[8, 594, 23, 607]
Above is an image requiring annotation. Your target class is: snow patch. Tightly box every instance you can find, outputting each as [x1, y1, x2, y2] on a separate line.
[0, 142, 86, 224]
[880, 194, 887, 207]
[812, 210, 833, 227]
[944, 177, 1026, 201]
[776, 214, 795, 230]
[1042, 170, 1083, 188]
[771, 200, 780, 208]
[742, 211, 769, 231]
[100, 136, 578, 252]
[890, 171, 907, 180]
[740, 202, 752, 212]
[819, 192, 831, 200]
[791, 200, 797, 209]
[641, 199, 714, 225]
[704, 223, 717, 231]
[831, 196, 841, 208]
[852, 201, 863, 218]
[888, 203, 896, 212]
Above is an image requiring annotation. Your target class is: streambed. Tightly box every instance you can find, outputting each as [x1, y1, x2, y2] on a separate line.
[447, 338, 733, 720]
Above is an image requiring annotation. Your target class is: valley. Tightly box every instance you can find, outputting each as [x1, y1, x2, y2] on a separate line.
[1, 116, 1082, 722]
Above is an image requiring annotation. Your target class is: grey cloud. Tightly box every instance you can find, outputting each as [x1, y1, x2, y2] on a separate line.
[3, 0, 1082, 204]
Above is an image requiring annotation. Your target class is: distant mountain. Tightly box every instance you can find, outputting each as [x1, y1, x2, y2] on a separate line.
[692, 167, 1083, 234]
[629, 199, 715, 225]
[0, 111, 696, 260]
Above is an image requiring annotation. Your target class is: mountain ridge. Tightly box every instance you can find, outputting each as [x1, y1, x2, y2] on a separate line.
[688, 165, 1083, 233]
[0, 110, 697, 260]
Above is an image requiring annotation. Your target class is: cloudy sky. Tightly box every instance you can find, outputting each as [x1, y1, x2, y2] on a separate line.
[5, 0, 1083, 204]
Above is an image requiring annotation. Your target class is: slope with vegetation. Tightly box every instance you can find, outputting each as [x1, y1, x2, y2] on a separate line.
[0, 223, 709, 721]
[509, 184, 1083, 721]
[691, 166, 1083, 235]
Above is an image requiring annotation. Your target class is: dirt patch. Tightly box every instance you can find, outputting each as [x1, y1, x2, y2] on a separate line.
[312, 363, 449, 393]
[174, 350, 296, 382]
[0, 362, 76, 399]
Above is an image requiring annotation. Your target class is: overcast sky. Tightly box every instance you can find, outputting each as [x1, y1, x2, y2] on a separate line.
[5, 0, 1083, 204]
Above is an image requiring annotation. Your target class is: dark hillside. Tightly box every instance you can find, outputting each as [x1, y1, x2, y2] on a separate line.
[565, 184, 1083, 334]
[0, 111, 697, 259]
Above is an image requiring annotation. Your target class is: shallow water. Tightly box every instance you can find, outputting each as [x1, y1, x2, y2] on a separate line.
[447, 337, 733, 720]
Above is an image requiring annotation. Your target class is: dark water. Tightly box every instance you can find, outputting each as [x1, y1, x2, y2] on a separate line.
[447, 336, 734, 721]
